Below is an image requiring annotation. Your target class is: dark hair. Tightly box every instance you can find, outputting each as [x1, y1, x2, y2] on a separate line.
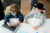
[41, 11, 44, 14]
[10, 4, 20, 12]
[34, 3, 45, 10]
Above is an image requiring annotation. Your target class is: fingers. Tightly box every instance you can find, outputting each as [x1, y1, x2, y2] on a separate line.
[7, 22, 12, 27]
[12, 22, 20, 26]
[33, 26, 39, 30]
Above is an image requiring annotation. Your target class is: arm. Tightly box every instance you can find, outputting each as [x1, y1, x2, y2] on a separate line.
[4, 15, 9, 24]
[6, 22, 12, 27]
[39, 14, 45, 26]
[24, 10, 35, 23]
[25, 10, 35, 19]
[33, 14, 45, 30]
[4, 14, 12, 27]
[19, 14, 24, 23]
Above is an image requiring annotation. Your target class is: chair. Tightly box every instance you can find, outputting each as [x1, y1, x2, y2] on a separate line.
[4, 6, 10, 16]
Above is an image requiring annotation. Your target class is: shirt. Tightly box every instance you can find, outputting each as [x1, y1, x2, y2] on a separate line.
[4, 12, 24, 24]
[25, 9, 45, 26]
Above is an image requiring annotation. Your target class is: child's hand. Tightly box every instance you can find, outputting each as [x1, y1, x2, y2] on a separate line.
[23, 18, 27, 23]
[7, 22, 12, 27]
[33, 26, 39, 30]
[12, 22, 20, 27]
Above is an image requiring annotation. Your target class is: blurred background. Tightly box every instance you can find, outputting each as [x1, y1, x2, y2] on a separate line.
[1, 0, 50, 18]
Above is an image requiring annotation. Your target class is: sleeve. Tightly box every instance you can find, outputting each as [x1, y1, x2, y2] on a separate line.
[4, 14, 10, 24]
[19, 14, 24, 22]
[38, 14, 45, 27]
[25, 10, 35, 19]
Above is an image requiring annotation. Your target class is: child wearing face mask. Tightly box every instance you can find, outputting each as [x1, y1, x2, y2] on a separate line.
[4, 4, 24, 27]
[24, 3, 45, 30]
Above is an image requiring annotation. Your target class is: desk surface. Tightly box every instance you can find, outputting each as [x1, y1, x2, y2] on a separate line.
[0, 19, 50, 33]
[0, 20, 13, 33]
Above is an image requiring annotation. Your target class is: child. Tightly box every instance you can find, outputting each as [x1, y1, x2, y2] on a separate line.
[24, 3, 45, 30]
[4, 4, 24, 27]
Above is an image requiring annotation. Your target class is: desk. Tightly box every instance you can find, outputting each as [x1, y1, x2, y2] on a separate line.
[0, 20, 13, 33]
[0, 19, 50, 33]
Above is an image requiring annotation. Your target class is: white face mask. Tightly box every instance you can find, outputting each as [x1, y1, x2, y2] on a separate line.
[10, 12, 17, 16]
[35, 8, 42, 14]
